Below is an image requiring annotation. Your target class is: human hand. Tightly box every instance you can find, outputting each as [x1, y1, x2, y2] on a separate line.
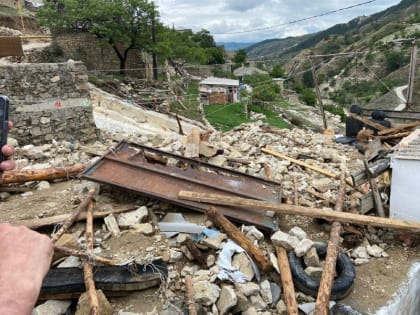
[0, 224, 53, 315]
[1, 121, 15, 172]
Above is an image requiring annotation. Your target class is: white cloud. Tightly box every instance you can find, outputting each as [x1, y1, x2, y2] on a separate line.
[154, 0, 402, 43]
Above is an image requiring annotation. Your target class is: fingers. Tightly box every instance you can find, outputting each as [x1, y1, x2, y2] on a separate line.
[7, 121, 13, 129]
[1, 145, 15, 171]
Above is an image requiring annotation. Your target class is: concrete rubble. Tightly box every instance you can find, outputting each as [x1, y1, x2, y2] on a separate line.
[1, 89, 418, 314]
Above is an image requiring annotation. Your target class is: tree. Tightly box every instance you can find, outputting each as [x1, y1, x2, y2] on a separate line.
[233, 49, 247, 64]
[270, 64, 285, 78]
[38, 0, 158, 75]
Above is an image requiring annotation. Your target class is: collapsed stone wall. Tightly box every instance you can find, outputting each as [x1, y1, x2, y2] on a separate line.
[0, 61, 89, 102]
[0, 61, 97, 145]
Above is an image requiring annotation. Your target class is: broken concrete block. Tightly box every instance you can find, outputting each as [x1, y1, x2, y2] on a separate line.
[367, 244, 385, 258]
[260, 280, 272, 304]
[294, 239, 314, 257]
[216, 286, 237, 315]
[232, 252, 255, 281]
[276, 300, 287, 314]
[132, 223, 155, 235]
[289, 226, 307, 240]
[351, 246, 369, 259]
[242, 307, 259, 315]
[231, 291, 249, 313]
[235, 282, 260, 297]
[32, 300, 71, 315]
[53, 233, 78, 261]
[201, 233, 227, 249]
[243, 225, 264, 242]
[271, 230, 299, 251]
[304, 246, 320, 267]
[305, 266, 324, 278]
[249, 294, 267, 310]
[117, 206, 148, 227]
[193, 281, 221, 306]
[75, 290, 113, 315]
[37, 181, 51, 191]
[104, 214, 121, 237]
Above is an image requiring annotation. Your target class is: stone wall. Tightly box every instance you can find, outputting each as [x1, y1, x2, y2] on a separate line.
[0, 61, 89, 102]
[53, 32, 152, 78]
[10, 100, 98, 145]
[0, 61, 97, 145]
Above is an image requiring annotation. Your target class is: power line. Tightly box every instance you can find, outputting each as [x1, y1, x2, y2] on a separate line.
[212, 0, 377, 35]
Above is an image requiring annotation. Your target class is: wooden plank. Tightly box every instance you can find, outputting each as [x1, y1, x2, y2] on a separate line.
[349, 113, 386, 131]
[378, 121, 420, 136]
[0, 165, 85, 184]
[276, 246, 298, 315]
[178, 191, 420, 232]
[359, 192, 374, 214]
[314, 172, 346, 315]
[262, 148, 354, 187]
[351, 159, 390, 187]
[184, 127, 200, 158]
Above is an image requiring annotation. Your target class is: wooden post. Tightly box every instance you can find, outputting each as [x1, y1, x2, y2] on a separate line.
[309, 57, 327, 130]
[406, 43, 417, 109]
[276, 246, 298, 315]
[178, 191, 420, 232]
[185, 275, 197, 315]
[363, 160, 385, 218]
[51, 188, 97, 243]
[83, 200, 100, 315]
[314, 171, 346, 315]
[206, 207, 273, 273]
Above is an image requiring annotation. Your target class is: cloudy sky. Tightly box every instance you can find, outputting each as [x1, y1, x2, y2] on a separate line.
[154, 0, 401, 43]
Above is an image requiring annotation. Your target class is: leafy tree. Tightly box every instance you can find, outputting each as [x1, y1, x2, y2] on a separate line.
[244, 73, 279, 102]
[38, 0, 158, 75]
[385, 50, 409, 73]
[300, 88, 317, 106]
[192, 29, 216, 48]
[270, 64, 285, 78]
[302, 70, 314, 88]
[232, 49, 247, 64]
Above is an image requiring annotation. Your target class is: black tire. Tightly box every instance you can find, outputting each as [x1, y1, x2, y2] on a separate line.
[288, 242, 355, 300]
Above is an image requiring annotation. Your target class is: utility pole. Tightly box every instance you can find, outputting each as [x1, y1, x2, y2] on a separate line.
[308, 57, 328, 130]
[17, 0, 25, 33]
[151, 6, 158, 81]
[406, 41, 417, 110]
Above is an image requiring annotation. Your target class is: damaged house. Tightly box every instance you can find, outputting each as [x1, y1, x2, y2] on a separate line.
[199, 77, 240, 105]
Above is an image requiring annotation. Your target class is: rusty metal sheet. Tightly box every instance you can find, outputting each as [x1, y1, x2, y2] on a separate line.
[0, 36, 24, 57]
[82, 141, 282, 230]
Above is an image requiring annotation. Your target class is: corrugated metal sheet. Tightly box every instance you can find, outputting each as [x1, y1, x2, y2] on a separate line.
[392, 130, 420, 160]
[0, 36, 24, 57]
[200, 77, 239, 86]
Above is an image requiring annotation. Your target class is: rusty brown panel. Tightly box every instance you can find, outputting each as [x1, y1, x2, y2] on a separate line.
[82, 141, 281, 230]
[0, 36, 24, 57]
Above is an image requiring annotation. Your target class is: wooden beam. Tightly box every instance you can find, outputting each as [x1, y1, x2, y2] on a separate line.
[177, 191, 420, 232]
[364, 160, 385, 218]
[349, 113, 386, 131]
[314, 172, 346, 315]
[0, 164, 85, 184]
[276, 246, 298, 315]
[261, 148, 354, 187]
[378, 121, 420, 136]
[206, 207, 272, 273]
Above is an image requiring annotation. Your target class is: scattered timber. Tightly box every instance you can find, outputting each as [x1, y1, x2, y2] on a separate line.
[178, 191, 420, 232]
[0, 164, 85, 184]
[206, 207, 273, 272]
[378, 121, 420, 136]
[51, 188, 97, 243]
[262, 148, 354, 188]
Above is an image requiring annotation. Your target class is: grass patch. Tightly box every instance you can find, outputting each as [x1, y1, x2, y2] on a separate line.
[204, 102, 289, 132]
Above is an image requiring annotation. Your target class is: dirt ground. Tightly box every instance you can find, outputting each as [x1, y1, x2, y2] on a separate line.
[1, 178, 418, 314]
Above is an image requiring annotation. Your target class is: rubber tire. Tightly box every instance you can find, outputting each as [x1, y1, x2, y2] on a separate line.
[288, 242, 355, 300]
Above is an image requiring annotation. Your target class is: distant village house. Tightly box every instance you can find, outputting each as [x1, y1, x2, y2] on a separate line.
[199, 77, 240, 105]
